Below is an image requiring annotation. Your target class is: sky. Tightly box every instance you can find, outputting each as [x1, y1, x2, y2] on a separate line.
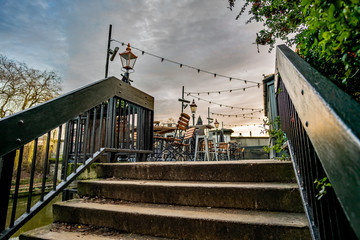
[0, 0, 279, 136]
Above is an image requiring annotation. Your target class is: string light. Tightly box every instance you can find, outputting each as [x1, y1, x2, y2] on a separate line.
[211, 112, 263, 120]
[211, 110, 263, 117]
[184, 84, 260, 95]
[111, 39, 261, 85]
[223, 123, 264, 127]
[188, 94, 263, 111]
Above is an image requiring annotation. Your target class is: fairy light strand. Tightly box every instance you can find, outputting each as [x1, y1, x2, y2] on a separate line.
[184, 84, 261, 96]
[187, 94, 263, 111]
[223, 123, 264, 127]
[111, 39, 261, 85]
[210, 110, 263, 118]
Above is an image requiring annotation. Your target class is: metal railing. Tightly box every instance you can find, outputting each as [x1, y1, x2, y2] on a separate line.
[0, 77, 154, 239]
[275, 45, 360, 239]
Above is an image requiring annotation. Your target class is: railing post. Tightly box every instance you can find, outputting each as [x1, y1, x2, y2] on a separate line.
[0, 151, 16, 232]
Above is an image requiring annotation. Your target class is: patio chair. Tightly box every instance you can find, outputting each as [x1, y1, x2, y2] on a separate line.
[217, 142, 230, 160]
[161, 113, 191, 161]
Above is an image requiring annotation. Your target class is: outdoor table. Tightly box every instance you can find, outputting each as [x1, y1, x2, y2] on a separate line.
[191, 124, 213, 135]
[153, 126, 176, 135]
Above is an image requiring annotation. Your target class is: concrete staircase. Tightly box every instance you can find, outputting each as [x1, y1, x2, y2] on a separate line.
[20, 160, 311, 240]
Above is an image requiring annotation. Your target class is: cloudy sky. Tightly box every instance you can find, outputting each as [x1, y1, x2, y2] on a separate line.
[0, 0, 280, 136]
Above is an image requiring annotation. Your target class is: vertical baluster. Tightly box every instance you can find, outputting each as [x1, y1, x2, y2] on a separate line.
[329, 190, 342, 239]
[40, 132, 51, 201]
[116, 99, 121, 148]
[91, 107, 97, 155]
[126, 102, 131, 149]
[104, 99, 110, 147]
[0, 150, 16, 231]
[122, 100, 127, 149]
[83, 111, 90, 162]
[118, 99, 123, 149]
[9, 147, 24, 227]
[149, 110, 154, 151]
[73, 117, 81, 172]
[98, 103, 104, 149]
[27, 138, 38, 213]
[53, 125, 62, 190]
[111, 98, 116, 148]
[136, 106, 141, 150]
[304, 126, 319, 228]
[131, 105, 135, 149]
[61, 122, 70, 181]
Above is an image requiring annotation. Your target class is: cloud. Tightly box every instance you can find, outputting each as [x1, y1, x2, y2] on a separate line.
[0, 0, 275, 136]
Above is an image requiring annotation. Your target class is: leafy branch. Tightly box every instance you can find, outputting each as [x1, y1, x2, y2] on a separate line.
[261, 116, 289, 160]
[314, 177, 332, 200]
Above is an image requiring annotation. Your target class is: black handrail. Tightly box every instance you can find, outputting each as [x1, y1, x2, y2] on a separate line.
[0, 76, 153, 157]
[0, 76, 154, 239]
[275, 45, 360, 239]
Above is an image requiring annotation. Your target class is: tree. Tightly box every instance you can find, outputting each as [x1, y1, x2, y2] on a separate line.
[228, 0, 360, 101]
[0, 55, 62, 118]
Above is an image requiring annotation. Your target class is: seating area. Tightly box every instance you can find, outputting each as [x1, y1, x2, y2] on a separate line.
[152, 112, 245, 161]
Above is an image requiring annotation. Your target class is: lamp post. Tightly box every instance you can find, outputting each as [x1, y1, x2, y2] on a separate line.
[119, 43, 138, 84]
[190, 99, 197, 126]
[214, 119, 219, 143]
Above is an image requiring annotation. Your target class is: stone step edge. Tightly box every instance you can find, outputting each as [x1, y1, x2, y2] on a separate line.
[79, 179, 299, 189]
[19, 223, 174, 240]
[53, 199, 311, 240]
[77, 179, 304, 213]
[54, 199, 309, 228]
[96, 160, 296, 183]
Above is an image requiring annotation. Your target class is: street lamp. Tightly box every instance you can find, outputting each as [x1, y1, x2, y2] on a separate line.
[119, 43, 138, 84]
[214, 119, 219, 142]
[190, 99, 197, 126]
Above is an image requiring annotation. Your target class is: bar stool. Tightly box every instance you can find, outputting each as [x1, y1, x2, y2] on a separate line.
[208, 139, 219, 161]
[194, 135, 210, 161]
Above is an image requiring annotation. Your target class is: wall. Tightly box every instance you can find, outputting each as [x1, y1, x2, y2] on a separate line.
[230, 136, 269, 147]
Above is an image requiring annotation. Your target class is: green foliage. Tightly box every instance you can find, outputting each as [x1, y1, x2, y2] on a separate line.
[228, 0, 360, 101]
[314, 177, 332, 200]
[262, 116, 289, 160]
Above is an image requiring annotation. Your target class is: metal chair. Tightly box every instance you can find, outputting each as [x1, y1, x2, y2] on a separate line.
[217, 142, 230, 160]
[161, 113, 191, 161]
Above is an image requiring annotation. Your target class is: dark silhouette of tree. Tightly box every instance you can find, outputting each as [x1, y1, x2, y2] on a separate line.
[0, 54, 62, 118]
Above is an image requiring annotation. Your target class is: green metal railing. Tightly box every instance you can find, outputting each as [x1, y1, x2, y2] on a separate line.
[273, 45, 360, 239]
[0, 76, 154, 239]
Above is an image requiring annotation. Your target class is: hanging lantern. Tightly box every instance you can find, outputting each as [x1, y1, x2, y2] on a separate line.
[190, 99, 197, 114]
[214, 119, 219, 129]
[119, 43, 137, 70]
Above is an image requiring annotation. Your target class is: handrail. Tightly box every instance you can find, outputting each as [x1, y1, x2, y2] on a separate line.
[275, 45, 360, 238]
[0, 76, 154, 239]
[0, 76, 154, 158]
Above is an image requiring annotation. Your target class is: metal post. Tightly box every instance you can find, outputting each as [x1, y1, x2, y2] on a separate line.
[215, 128, 218, 143]
[122, 71, 129, 84]
[192, 113, 195, 126]
[181, 86, 185, 113]
[105, 24, 112, 78]
[208, 107, 210, 125]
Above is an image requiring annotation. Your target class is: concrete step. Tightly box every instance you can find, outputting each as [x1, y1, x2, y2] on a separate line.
[52, 199, 311, 240]
[19, 223, 174, 240]
[78, 179, 304, 212]
[96, 160, 296, 183]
